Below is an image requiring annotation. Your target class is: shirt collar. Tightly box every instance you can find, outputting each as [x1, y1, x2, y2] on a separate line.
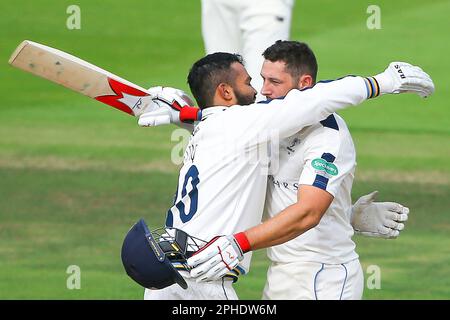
[200, 106, 228, 120]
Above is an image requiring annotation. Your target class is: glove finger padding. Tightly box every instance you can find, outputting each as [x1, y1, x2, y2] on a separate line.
[150, 86, 195, 109]
[394, 203, 409, 215]
[187, 236, 228, 267]
[138, 106, 172, 126]
[196, 262, 236, 283]
[383, 219, 404, 231]
[377, 225, 395, 236]
[356, 229, 399, 239]
[210, 263, 234, 281]
[386, 228, 400, 239]
[398, 85, 434, 97]
[381, 229, 400, 239]
[385, 210, 403, 222]
[400, 77, 434, 89]
[189, 254, 223, 278]
[384, 202, 409, 221]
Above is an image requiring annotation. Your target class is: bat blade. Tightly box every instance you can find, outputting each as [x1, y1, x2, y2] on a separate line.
[8, 40, 154, 116]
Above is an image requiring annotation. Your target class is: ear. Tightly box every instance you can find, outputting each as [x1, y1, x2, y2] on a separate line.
[217, 83, 235, 102]
[298, 74, 314, 89]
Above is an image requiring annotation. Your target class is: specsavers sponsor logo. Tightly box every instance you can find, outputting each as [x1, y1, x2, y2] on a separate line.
[311, 158, 338, 176]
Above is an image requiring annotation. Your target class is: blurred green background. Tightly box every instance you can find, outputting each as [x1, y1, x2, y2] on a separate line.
[0, 0, 449, 299]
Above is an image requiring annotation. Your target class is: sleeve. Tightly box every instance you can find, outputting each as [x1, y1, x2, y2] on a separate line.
[223, 76, 379, 145]
[297, 121, 356, 197]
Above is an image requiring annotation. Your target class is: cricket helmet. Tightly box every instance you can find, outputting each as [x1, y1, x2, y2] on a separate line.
[121, 218, 205, 290]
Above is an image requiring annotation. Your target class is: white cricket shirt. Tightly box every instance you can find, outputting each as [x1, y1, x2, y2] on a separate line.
[265, 113, 358, 264]
[166, 76, 371, 273]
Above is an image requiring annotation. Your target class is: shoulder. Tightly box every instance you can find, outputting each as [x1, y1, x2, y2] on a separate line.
[302, 114, 353, 152]
[318, 113, 350, 132]
[305, 114, 342, 140]
[314, 113, 352, 140]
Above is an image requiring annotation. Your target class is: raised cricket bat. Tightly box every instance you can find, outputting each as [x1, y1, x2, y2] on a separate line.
[8, 40, 155, 116]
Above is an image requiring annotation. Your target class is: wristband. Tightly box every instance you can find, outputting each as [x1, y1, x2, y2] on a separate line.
[234, 232, 251, 253]
[363, 77, 381, 98]
[180, 107, 201, 122]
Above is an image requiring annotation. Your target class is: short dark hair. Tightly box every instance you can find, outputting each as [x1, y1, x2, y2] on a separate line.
[187, 52, 243, 109]
[263, 40, 318, 82]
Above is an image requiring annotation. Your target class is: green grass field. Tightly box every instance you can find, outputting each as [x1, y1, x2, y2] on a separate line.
[0, 0, 449, 299]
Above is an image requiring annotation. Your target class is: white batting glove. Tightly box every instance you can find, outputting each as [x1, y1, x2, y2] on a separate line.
[374, 62, 435, 98]
[187, 235, 247, 283]
[351, 191, 409, 239]
[138, 86, 200, 128]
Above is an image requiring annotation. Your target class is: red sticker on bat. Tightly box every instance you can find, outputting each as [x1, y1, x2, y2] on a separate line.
[95, 78, 149, 115]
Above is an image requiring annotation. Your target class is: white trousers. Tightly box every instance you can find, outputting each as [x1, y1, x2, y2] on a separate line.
[262, 259, 364, 300]
[144, 277, 238, 300]
[201, 0, 294, 98]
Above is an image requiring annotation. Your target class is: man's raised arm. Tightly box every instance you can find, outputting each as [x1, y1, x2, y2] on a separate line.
[138, 62, 434, 144]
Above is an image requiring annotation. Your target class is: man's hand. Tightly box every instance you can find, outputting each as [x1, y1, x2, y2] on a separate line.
[374, 62, 435, 97]
[187, 233, 250, 282]
[351, 191, 409, 239]
[138, 86, 200, 127]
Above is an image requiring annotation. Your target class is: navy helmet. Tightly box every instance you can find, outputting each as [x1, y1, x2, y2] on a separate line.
[121, 219, 207, 290]
[121, 219, 189, 290]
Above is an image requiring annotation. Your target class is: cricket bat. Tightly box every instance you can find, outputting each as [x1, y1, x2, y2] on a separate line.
[8, 40, 155, 116]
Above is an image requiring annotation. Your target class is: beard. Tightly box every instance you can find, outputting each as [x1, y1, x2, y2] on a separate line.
[234, 88, 256, 106]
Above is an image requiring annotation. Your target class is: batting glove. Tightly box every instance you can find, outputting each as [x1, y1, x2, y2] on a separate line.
[187, 233, 251, 282]
[373, 62, 435, 98]
[138, 86, 201, 127]
[351, 191, 409, 239]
